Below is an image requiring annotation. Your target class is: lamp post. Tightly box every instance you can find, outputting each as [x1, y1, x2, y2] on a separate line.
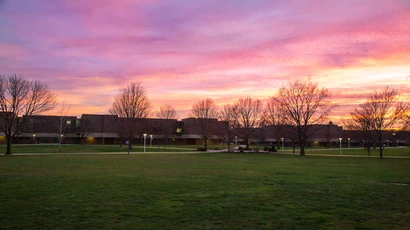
[150, 135, 153, 147]
[348, 138, 350, 148]
[235, 136, 238, 146]
[392, 132, 396, 147]
[32, 134, 35, 144]
[339, 138, 342, 156]
[143, 134, 147, 152]
[281, 137, 284, 150]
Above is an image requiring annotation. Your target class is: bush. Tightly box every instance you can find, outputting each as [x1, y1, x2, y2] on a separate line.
[238, 147, 244, 153]
[197, 147, 207, 151]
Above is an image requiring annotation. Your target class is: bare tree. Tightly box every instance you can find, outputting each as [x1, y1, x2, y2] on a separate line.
[263, 97, 286, 150]
[343, 103, 377, 156]
[189, 98, 219, 149]
[274, 79, 334, 156]
[109, 82, 151, 152]
[219, 104, 240, 152]
[55, 102, 71, 153]
[235, 97, 263, 149]
[353, 87, 404, 158]
[0, 75, 56, 155]
[156, 104, 177, 148]
[399, 103, 410, 131]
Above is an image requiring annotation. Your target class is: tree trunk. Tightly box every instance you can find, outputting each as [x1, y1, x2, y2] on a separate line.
[300, 140, 306, 156]
[300, 146, 305, 156]
[5, 135, 12, 155]
[379, 134, 383, 159]
[59, 137, 62, 153]
[204, 137, 208, 148]
[128, 141, 132, 151]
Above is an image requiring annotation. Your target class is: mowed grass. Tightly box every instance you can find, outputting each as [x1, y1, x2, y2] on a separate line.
[298, 147, 410, 157]
[0, 144, 196, 154]
[1, 153, 410, 229]
[2, 144, 409, 157]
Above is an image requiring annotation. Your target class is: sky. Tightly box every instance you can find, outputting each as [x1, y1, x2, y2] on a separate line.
[0, 0, 409, 123]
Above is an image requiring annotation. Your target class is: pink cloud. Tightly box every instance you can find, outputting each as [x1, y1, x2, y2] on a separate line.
[1, 0, 409, 123]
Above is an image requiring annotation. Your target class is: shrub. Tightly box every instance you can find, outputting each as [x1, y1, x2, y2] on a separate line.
[238, 147, 244, 153]
[197, 147, 207, 151]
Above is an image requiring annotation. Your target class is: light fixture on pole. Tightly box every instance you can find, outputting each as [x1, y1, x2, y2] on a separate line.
[235, 136, 238, 146]
[339, 138, 342, 156]
[150, 135, 153, 147]
[348, 138, 350, 148]
[143, 134, 147, 152]
[32, 134, 36, 144]
[281, 137, 284, 150]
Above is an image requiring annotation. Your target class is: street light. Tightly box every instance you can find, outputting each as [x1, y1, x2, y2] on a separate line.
[235, 136, 238, 146]
[150, 135, 153, 147]
[348, 138, 350, 148]
[339, 138, 342, 156]
[281, 137, 284, 150]
[32, 134, 36, 144]
[143, 134, 147, 152]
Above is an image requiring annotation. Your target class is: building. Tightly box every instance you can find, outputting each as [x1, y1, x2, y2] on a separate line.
[3, 113, 409, 147]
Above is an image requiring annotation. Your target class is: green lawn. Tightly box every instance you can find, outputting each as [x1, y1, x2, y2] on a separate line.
[293, 147, 410, 157]
[0, 144, 197, 154]
[1, 153, 409, 229]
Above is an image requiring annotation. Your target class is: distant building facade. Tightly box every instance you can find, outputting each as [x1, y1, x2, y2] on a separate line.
[1, 114, 408, 147]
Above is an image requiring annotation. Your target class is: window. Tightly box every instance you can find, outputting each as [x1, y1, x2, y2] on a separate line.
[176, 128, 182, 133]
[66, 120, 71, 125]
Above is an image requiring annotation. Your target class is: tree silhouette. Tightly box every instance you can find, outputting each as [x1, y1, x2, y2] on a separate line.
[0, 75, 56, 155]
[190, 98, 219, 149]
[274, 79, 334, 156]
[156, 104, 177, 148]
[109, 82, 151, 152]
[235, 97, 263, 150]
[350, 87, 405, 158]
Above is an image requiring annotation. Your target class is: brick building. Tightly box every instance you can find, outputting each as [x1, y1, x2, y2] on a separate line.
[3, 114, 409, 147]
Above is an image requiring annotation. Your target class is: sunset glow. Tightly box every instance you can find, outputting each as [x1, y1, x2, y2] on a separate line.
[0, 0, 409, 121]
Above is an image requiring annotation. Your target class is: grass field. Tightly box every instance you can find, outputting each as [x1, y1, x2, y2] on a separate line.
[0, 144, 197, 154]
[1, 152, 409, 229]
[1, 143, 409, 156]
